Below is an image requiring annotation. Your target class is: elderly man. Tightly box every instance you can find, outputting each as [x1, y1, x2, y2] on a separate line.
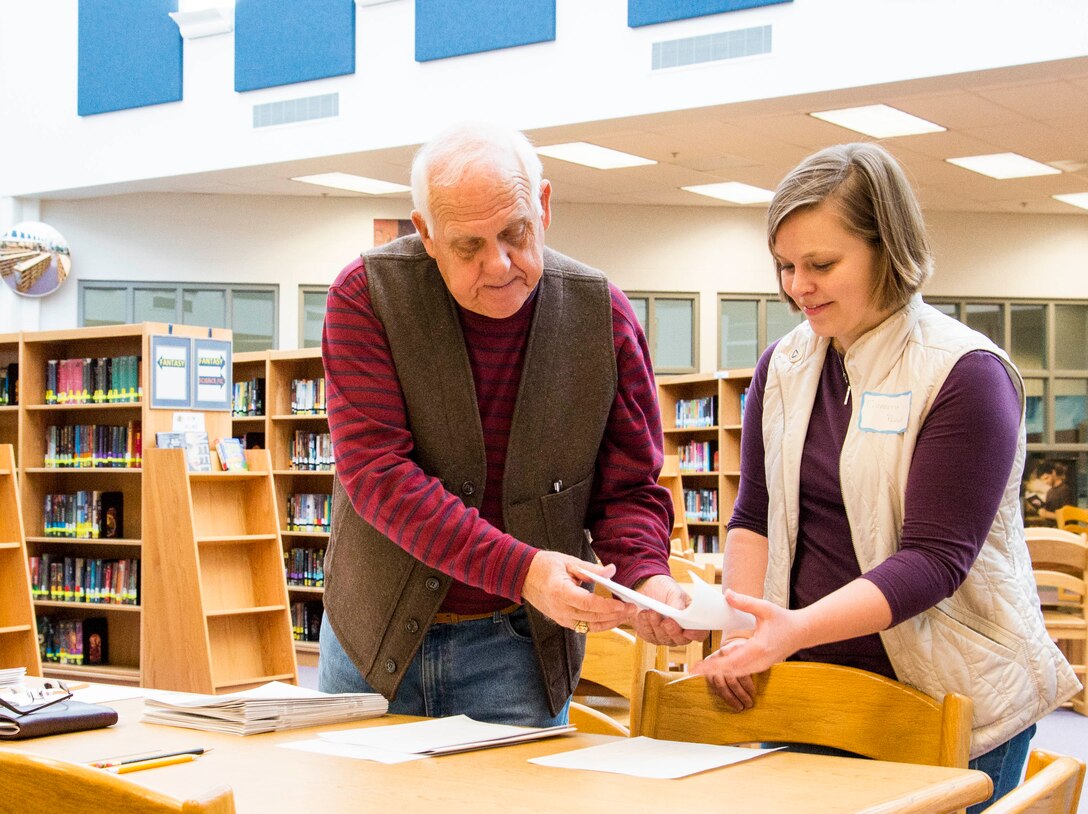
[319, 122, 698, 726]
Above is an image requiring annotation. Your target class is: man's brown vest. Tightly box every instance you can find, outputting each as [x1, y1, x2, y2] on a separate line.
[323, 235, 616, 715]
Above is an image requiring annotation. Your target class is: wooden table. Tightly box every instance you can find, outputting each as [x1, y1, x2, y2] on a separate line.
[5, 697, 992, 813]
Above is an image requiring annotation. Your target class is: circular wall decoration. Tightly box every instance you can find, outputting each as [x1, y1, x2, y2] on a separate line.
[0, 221, 72, 298]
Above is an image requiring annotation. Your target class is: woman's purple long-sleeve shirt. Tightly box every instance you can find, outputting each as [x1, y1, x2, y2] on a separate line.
[728, 343, 1021, 677]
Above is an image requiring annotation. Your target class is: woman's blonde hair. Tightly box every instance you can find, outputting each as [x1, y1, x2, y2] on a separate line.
[767, 142, 933, 311]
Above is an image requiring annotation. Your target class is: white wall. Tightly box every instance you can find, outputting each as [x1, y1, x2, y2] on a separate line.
[14, 193, 1087, 369]
[3, 0, 1087, 196]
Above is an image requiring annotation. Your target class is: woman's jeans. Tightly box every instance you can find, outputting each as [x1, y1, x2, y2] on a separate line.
[318, 607, 570, 727]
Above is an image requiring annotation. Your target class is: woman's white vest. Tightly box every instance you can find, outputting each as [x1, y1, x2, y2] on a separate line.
[762, 295, 1080, 758]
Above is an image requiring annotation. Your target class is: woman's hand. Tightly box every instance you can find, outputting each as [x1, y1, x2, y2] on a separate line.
[693, 589, 809, 709]
[629, 575, 709, 647]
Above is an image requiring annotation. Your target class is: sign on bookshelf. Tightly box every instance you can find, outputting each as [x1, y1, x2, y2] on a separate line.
[193, 337, 233, 411]
[150, 334, 191, 409]
[151, 334, 234, 411]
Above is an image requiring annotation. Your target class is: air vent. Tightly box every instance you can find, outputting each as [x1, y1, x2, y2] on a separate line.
[652, 24, 771, 70]
[252, 92, 339, 128]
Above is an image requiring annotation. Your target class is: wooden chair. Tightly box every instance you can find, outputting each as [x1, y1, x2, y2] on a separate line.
[1056, 505, 1088, 536]
[576, 627, 663, 735]
[639, 662, 973, 768]
[569, 700, 630, 737]
[0, 749, 235, 813]
[1026, 528, 1088, 716]
[980, 748, 1086, 814]
[665, 554, 718, 669]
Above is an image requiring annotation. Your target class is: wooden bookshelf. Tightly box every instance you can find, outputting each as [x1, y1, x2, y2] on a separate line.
[656, 369, 754, 555]
[142, 447, 298, 693]
[16, 322, 233, 686]
[0, 333, 19, 461]
[232, 348, 329, 667]
[0, 444, 41, 675]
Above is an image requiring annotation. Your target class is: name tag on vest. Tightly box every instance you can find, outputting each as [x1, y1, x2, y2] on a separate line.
[858, 391, 911, 434]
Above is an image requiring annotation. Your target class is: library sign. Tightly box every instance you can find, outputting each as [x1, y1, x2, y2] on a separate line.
[150, 334, 233, 411]
[0, 221, 72, 297]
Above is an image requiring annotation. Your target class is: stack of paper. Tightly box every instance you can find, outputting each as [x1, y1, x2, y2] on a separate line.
[0, 667, 26, 687]
[141, 681, 388, 736]
[282, 715, 575, 764]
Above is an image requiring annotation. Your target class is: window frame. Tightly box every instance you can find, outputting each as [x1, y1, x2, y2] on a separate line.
[299, 284, 331, 349]
[717, 293, 802, 371]
[78, 280, 279, 350]
[624, 291, 700, 375]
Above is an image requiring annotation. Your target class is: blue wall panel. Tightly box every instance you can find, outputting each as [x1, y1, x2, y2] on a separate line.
[628, 0, 792, 28]
[235, 0, 355, 93]
[416, 0, 555, 62]
[78, 0, 183, 116]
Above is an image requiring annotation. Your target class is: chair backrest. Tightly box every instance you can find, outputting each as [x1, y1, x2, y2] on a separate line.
[1026, 529, 1088, 579]
[639, 662, 973, 768]
[980, 748, 1086, 814]
[580, 627, 662, 735]
[568, 700, 630, 737]
[1034, 570, 1087, 615]
[1056, 505, 1088, 536]
[667, 555, 716, 584]
[0, 749, 235, 814]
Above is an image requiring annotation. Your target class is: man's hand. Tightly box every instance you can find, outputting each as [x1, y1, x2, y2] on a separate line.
[629, 574, 709, 647]
[521, 551, 634, 632]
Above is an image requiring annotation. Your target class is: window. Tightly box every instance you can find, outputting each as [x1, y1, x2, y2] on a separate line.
[299, 285, 330, 349]
[79, 282, 278, 352]
[929, 297, 1088, 516]
[718, 294, 803, 370]
[625, 292, 698, 374]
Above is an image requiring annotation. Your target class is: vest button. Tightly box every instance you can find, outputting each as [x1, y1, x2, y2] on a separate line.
[425, 577, 441, 591]
[384, 658, 397, 674]
[405, 618, 420, 634]
[461, 480, 475, 496]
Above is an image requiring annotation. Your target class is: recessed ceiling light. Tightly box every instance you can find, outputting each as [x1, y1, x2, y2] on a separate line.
[291, 173, 410, 194]
[1053, 192, 1088, 212]
[682, 182, 774, 204]
[945, 153, 1061, 180]
[535, 142, 656, 169]
[809, 104, 945, 138]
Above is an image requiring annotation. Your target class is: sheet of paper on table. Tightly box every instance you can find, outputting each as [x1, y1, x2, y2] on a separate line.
[575, 568, 755, 632]
[528, 736, 782, 779]
[318, 714, 575, 756]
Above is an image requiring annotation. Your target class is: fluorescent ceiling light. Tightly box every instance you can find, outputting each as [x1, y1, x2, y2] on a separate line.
[945, 152, 1061, 180]
[535, 142, 656, 169]
[682, 181, 774, 204]
[809, 104, 945, 138]
[1053, 192, 1088, 212]
[291, 173, 410, 195]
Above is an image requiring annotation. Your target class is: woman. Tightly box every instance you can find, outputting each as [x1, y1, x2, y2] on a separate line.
[694, 142, 1080, 811]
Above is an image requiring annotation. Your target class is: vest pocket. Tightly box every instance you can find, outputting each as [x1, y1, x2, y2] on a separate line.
[539, 474, 595, 559]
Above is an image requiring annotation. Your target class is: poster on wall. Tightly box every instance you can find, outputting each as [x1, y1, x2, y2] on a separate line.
[192, 338, 233, 411]
[150, 334, 192, 409]
[374, 218, 416, 247]
[0, 221, 72, 298]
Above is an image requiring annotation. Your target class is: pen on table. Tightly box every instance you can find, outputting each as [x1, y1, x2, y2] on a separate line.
[89, 747, 211, 769]
[107, 754, 200, 774]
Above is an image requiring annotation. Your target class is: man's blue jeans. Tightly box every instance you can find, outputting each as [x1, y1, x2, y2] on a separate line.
[318, 607, 570, 727]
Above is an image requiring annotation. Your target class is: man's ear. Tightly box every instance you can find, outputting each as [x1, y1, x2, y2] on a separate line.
[539, 180, 553, 231]
[411, 211, 437, 258]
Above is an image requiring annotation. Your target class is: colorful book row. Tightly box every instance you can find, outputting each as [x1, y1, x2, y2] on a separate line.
[675, 395, 717, 428]
[45, 421, 142, 468]
[29, 554, 140, 605]
[42, 490, 124, 539]
[285, 546, 325, 588]
[232, 376, 265, 417]
[291, 600, 323, 642]
[287, 493, 332, 532]
[291, 430, 334, 471]
[45, 355, 141, 405]
[36, 615, 109, 666]
[291, 377, 326, 415]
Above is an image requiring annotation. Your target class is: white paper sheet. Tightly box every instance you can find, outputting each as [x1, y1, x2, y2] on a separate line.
[528, 736, 780, 779]
[576, 568, 755, 632]
[319, 714, 574, 755]
[279, 738, 427, 764]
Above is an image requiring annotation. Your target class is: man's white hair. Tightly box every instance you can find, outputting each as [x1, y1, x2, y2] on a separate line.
[410, 122, 544, 232]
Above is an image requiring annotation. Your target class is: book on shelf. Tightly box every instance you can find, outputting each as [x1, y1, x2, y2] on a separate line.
[45, 355, 140, 405]
[41, 490, 122, 539]
[156, 431, 212, 472]
[141, 681, 388, 736]
[0, 362, 17, 405]
[232, 376, 265, 417]
[215, 437, 248, 471]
